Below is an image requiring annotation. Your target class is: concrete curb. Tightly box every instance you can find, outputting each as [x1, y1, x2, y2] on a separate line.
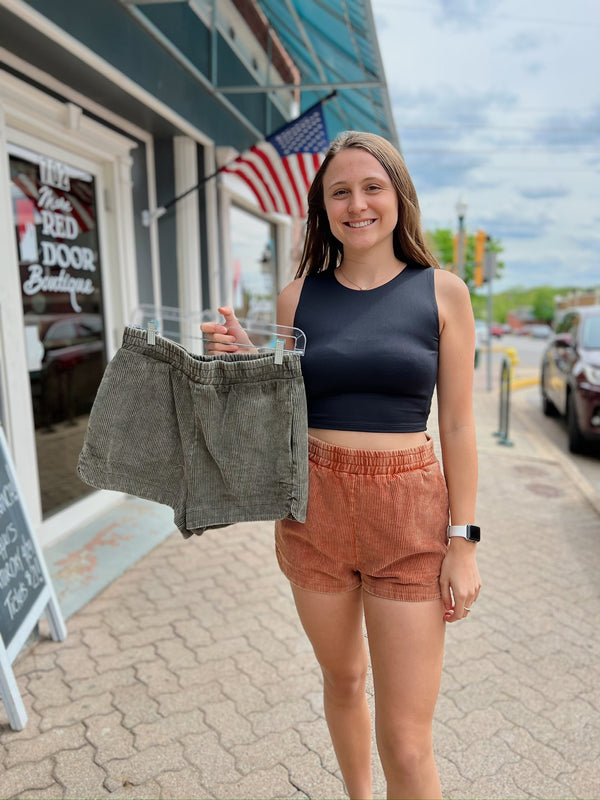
[512, 400, 600, 518]
[511, 376, 540, 390]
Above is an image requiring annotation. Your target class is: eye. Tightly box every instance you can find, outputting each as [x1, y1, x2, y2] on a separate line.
[332, 188, 348, 198]
[366, 184, 382, 192]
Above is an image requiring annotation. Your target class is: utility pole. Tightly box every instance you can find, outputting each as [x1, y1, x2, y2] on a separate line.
[485, 237, 497, 392]
[456, 198, 467, 279]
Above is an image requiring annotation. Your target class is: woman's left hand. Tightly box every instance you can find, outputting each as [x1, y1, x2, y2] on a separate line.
[440, 539, 481, 622]
[200, 306, 256, 354]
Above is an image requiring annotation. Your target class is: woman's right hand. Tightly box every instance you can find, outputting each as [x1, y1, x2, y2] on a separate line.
[200, 306, 255, 354]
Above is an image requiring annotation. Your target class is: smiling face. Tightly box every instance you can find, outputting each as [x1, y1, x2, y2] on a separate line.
[322, 147, 399, 258]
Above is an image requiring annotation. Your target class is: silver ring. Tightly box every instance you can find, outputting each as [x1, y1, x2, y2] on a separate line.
[464, 606, 471, 612]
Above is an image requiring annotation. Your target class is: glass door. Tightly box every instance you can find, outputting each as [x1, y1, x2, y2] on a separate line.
[9, 144, 107, 518]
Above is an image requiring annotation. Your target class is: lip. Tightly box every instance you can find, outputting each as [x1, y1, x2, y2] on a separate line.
[345, 219, 376, 228]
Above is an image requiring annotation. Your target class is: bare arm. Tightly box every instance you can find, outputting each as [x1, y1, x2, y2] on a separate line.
[434, 268, 481, 622]
[277, 277, 305, 330]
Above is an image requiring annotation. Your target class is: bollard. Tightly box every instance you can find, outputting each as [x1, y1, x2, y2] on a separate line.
[494, 355, 514, 446]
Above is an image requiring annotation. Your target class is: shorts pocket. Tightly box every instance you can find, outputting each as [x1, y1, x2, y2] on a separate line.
[83, 349, 183, 472]
[192, 377, 294, 499]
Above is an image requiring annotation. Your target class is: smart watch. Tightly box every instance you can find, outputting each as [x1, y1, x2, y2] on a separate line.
[447, 524, 480, 543]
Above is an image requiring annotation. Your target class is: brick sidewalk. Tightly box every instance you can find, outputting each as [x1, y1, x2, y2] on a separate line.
[2, 385, 600, 799]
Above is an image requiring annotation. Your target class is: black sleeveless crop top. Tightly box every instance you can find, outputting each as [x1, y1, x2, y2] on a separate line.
[294, 264, 439, 432]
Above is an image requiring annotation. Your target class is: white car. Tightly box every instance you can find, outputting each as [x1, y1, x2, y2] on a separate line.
[475, 320, 490, 345]
[474, 320, 489, 367]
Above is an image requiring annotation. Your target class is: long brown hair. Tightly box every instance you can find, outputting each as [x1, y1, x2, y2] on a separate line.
[296, 131, 438, 277]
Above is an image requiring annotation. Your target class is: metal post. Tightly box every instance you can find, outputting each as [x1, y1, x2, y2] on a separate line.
[495, 355, 514, 446]
[485, 241, 494, 392]
[456, 199, 467, 280]
[210, 0, 218, 86]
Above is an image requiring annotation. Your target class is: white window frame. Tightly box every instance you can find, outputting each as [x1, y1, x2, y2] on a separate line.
[0, 70, 139, 546]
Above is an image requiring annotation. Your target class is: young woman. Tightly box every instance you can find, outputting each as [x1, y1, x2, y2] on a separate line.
[203, 131, 481, 800]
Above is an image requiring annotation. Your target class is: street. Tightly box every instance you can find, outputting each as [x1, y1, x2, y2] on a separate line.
[476, 333, 600, 494]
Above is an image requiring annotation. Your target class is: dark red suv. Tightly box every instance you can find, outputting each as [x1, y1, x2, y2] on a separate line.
[540, 306, 600, 453]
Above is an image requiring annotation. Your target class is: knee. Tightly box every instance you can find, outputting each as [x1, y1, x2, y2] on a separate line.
[321, 662, 368, 704]
[377, 727, 433, 780]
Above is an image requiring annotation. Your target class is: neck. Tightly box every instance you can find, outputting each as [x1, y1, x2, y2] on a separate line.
[339, 255, 404, 282]
[337, 258, 406, 291]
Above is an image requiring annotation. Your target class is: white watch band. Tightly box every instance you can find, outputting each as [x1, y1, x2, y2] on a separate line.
[447, 524, 480, 542]
[447, 525, 469, 538]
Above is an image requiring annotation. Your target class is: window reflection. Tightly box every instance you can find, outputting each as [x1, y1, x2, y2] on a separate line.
[230, 205, 277, 325]
[10, 146, 106, 518]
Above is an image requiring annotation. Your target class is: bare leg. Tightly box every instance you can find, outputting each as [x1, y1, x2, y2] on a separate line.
[363, 594, 445, 800]
[291, 585, 372, 799]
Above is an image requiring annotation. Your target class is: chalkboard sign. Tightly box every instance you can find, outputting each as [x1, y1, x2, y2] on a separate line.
[0, 457, 46, 648]
[0, 426, 66, 730]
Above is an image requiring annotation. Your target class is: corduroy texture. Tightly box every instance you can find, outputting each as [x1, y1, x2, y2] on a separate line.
[275, 434, 449, 601]
[78, 327, 308, 538]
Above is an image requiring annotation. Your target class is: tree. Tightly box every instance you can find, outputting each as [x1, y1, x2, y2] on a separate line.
[532, 287, 556, 323]
[425, 228, 504, 294]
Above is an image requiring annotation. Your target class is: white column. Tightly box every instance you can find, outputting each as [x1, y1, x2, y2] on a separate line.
[174, 136, 203, 318]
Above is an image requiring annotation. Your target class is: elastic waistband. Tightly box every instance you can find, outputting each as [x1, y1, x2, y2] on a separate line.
[122, 326, 302, 384]
[308, 434, 437, 474]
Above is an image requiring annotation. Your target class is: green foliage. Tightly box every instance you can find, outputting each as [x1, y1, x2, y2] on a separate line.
[532, 287, 556, 323]
[425, 227, 504, 293]
[425, 227, 597, 324]
[426, 228, 454, 265]
[471, 285, 589, 323]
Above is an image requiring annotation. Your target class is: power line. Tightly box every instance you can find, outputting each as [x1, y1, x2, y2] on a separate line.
[402, 147, 600, 153]
[408, 164, 598, 172]
[397, 122, 600, 132]
[374, 0, 600, 28]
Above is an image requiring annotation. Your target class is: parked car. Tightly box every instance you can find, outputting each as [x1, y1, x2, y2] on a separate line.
[474, 320, 490, 345]
[540, 306, 600, 453]
[490, 323, 504, 338]
[474, 320, 489, 368]
[529, 323, 553, 339]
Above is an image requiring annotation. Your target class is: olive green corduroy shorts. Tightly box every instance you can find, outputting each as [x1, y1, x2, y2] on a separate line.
[78, 327, 308, 538]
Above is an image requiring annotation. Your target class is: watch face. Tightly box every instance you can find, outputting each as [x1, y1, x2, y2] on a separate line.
[467, 525, 481, 542]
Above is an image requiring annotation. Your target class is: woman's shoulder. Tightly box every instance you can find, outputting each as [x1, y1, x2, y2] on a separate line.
[433, 267, 474, 330]
[433, 266, 471, 302]
[277, 277, 306, 328]
[279, 275, 306, 302]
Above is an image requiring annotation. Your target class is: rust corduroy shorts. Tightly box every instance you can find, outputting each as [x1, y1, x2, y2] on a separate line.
[275, 434, 449, 601]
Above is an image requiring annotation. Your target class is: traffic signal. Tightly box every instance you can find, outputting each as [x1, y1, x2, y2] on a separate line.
[452, 232, 466, 276]
[474, 229, 486, 287]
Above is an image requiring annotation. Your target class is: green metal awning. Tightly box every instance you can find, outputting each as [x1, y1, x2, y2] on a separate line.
[254, 0, 398, 146]
[119, 0, 398, 148]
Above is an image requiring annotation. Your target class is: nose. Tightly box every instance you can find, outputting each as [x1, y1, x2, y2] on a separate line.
[348, 189, 367, 214]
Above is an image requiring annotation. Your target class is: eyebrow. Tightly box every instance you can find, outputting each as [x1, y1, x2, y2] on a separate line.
[326, 176, 388, 189]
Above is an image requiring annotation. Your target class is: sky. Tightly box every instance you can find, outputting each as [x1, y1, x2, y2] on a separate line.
[370, 0, 600, 292]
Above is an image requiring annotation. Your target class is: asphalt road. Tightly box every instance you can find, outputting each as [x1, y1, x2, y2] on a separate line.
[481, 333, 600, 497]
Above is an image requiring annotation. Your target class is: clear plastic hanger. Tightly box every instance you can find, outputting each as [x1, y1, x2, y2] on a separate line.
[129, 305, 306, 365]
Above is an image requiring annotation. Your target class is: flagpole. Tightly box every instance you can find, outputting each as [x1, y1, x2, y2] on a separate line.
[141, 90, 337, 226]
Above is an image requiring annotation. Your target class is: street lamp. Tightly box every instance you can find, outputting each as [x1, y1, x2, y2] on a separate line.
[456, 198, 467, 279]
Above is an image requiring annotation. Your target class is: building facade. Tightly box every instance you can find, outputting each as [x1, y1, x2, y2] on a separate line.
[0, 0, 396, 568]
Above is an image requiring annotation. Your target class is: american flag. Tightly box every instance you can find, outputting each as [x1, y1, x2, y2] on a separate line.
[222, 101, 329, 218]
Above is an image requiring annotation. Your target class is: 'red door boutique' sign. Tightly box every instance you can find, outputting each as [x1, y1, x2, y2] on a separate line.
[11, 148, 103, 317]
[9, 145, 107, 517]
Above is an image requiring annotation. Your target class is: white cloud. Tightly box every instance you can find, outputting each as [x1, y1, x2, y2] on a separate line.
[371, 0, 600, 289]
[518, 185, 569, 200]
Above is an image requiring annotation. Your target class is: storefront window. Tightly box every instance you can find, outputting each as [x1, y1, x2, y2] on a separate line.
[230, 205, 277, 324]
[10, 145, 106, 518]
